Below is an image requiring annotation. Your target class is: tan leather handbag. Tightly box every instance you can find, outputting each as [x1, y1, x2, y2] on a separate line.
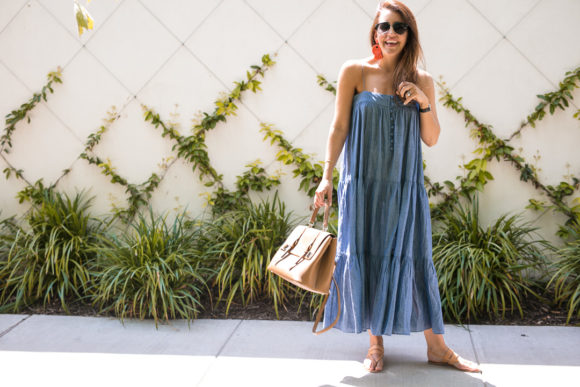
[267, 204, 341, 335]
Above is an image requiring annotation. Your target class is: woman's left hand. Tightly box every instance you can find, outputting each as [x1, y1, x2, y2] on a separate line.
[396, 81, 429, 109]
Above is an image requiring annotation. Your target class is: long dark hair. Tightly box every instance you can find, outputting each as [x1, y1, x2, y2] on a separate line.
[369, 1, 426, 92]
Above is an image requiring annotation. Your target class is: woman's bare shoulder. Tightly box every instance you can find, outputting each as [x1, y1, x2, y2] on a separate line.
[339, 58, 362, 73]
[416, 68, 434, 87]
[338, 57, 373, 83]
[340, 57, 376, 71]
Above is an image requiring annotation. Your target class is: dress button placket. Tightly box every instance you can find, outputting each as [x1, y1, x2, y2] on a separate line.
[389, 112, 395, 152]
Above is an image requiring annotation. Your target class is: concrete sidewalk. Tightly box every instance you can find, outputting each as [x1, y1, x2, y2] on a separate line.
[0, 314, 578, 387]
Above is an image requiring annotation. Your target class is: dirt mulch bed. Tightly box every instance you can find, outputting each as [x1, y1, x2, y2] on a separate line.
[8, 288, 316, 322]
[7, 286, 580, 327]
[463, 286, 580, 327]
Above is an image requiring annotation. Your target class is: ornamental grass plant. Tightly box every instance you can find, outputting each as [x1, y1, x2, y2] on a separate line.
[90, 209, 212, 327]
[548, 220, 580, 323]
[432, 192, 553, 323]
[0, 190, 104, 313]
[200, 191, 302, 318]
[0, 214, 18, 294]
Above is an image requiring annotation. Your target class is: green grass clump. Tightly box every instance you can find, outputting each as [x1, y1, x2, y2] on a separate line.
[432, 193, 552, 322]
[91, 209, 212, 327]
[548, 220, 580, 323]
[201, 191, 302, 317]
[0, 190, 103, 312]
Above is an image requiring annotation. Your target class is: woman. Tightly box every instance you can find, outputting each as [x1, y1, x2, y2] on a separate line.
[313, 1, 481, 374]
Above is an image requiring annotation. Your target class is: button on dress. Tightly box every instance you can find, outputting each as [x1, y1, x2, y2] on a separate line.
[320, 88, 445, 336]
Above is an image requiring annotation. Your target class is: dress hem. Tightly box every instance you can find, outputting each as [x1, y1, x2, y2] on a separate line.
[327, 324, 445, 337]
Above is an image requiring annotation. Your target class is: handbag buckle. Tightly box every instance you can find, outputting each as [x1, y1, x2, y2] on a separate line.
[290, 242, 315, 270]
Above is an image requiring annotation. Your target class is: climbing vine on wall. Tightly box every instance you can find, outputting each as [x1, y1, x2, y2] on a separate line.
[1, 68, 63, 187]
[1, 68, 63, 153]
[77, 105, 160, 222]
[1, 54, 286, 221]
[259, 122, 340, 209]
[431, 67, 580, 238]
[141, 54, 282, 216]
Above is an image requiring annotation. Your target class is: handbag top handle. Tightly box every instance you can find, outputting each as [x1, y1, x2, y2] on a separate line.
[308, 204, 331, 231]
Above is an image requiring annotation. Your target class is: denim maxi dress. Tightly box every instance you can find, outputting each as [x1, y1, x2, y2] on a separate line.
[320, 85, 445, 336]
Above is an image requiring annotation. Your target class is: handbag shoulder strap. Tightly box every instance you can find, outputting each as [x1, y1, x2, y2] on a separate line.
[312, 276, 340, 335]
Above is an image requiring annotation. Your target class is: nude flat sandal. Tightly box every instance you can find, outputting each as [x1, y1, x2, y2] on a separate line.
[364, 344, 384, 373]
[427, 347, 482, 373]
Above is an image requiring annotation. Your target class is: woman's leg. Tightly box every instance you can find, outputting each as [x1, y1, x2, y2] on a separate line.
[364, 329, 384, 372]
[423, 328, 481, 372]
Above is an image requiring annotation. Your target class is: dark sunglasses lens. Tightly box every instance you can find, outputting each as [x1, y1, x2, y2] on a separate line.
[377, 22, 390, 33]
[393, 22, 408, 34]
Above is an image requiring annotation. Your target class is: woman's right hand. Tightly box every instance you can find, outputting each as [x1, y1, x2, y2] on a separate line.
[314, 178, 333, 208]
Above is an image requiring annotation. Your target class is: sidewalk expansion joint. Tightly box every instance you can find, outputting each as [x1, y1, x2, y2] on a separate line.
[194, 319, 244, 387]
[466, 324, 481, 365]
[0, 315, 32, 339]
[215, 319, 243, 358]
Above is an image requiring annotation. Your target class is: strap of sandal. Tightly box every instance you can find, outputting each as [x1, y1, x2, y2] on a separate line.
[442, 347, 459, 365]
[368, 344, 384, 355]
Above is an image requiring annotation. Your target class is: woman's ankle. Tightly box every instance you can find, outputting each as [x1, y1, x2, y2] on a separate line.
[369, 336, 383, 345]
[367, 330, 383, 345]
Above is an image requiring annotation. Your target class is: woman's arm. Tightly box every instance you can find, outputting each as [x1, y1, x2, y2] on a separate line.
[315, 60, 357, 207]
[416, 71, 441, 147]
[322, 60, 358, 181]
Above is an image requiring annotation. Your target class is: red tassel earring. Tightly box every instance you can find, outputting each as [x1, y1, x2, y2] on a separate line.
[372, 43, 383, 60]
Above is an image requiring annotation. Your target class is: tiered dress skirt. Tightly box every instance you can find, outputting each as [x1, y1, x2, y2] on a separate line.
[320, 91, 445, 336]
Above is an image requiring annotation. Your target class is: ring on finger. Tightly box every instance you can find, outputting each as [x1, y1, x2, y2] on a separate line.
[405, 90, 412, 98]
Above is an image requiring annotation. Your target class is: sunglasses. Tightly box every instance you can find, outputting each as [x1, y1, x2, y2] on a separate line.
[374, 21, 409, 35]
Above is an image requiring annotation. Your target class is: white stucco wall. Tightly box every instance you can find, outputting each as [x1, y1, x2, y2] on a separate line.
[0, 0, 579, 249]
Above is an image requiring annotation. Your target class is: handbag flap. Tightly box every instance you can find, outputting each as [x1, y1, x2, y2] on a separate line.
[282, 225, 335, 259]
